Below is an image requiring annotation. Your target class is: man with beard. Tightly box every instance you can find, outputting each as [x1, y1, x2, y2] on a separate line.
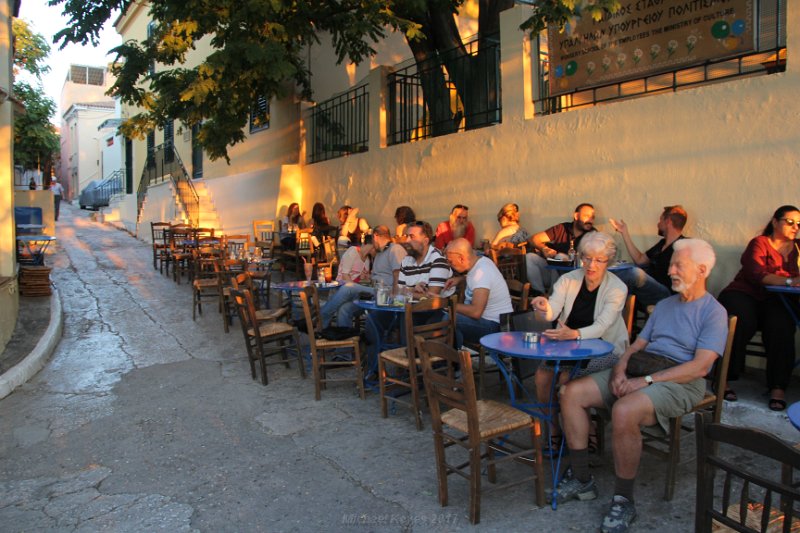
[365, 221, 453, 364]
[609, 205, 687, 307]
[320, 225, 406, 327]
[525, 203, 597, 294]
[434, 204, 475, 250]
[553, 239, 728, 533]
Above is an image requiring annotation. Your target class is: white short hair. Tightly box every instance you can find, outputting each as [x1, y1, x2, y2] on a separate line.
[672, 238, 716, 273]
[578, 231, 617, 262]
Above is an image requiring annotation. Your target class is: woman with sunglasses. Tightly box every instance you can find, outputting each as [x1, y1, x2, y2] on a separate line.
[719, 205, 800, 410]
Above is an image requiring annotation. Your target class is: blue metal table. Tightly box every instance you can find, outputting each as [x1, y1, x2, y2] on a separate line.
[480, 331, 613, 510]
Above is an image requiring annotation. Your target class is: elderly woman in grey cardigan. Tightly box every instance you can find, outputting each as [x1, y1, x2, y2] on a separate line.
[531, 232, 629, 441]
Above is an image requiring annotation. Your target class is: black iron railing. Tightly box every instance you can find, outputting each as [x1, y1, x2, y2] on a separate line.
[307, 85, 369, 164]
[387, 35, 501, 146]
[536, 0, 786, 114]
[97, 169, 125, 206]
[136, 143, 200, 226]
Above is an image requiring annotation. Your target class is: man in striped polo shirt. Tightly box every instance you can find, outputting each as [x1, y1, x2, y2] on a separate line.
[365, 221, 454, 365]
[398, 221, 454, 298]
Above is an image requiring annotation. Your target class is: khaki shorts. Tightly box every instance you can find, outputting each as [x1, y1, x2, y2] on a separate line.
[589, 368, 707, 434]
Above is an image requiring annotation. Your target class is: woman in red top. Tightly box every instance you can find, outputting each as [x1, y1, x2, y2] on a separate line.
[719, 205, 800, 410]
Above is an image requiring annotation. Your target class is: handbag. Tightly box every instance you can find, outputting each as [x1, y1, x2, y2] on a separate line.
[318, 326, 360, 341]
[625, 350, 679, 378]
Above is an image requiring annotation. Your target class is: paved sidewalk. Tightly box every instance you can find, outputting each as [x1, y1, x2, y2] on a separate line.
[0, 203, 797, 532]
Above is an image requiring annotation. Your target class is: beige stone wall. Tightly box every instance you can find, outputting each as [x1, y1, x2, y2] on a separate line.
[300, 4, 800, 296]
[0, 0, 17, 351]
[14, 191, 56, 237]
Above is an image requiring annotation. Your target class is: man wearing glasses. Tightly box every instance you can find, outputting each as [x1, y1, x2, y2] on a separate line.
[609, 205, 687, 307]
[434, 204, 475, 250]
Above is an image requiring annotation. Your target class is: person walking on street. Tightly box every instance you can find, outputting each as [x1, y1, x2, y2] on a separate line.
[28, 177, 37, 190]
[50, 178, 64, 221]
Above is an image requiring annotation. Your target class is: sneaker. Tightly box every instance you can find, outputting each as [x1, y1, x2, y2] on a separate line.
[546, 468, 598, 504]
[600, 495, 637, 533]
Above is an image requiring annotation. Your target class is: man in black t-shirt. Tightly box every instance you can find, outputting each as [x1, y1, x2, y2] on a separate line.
[525, 203, 597, 294]
[609, 205, 687, 306]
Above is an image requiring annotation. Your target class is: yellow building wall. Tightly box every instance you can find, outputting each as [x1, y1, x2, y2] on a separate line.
[300, 5, 800, 297]
[0, 0, 17, 351]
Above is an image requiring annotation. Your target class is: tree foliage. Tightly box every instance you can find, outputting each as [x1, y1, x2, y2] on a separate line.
[12, 18, 52, 78]
[13, 81, 60, 171]
[12, 19, 59, 173]
[50, 0, 619, 162]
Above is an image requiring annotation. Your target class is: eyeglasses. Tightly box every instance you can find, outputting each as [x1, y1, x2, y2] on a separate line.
[779, 218, 799, 227]
[581, 256, 609, 265]
[452, 204, 469, 211]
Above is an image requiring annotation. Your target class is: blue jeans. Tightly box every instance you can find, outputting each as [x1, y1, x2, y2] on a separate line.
[525, 253, 558, 294]
[320, 282, 373, 327]
[456, 314, 501, 348]
[613, 267, 671, 307]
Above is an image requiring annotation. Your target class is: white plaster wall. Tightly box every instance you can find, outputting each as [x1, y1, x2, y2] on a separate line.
[300, 5, 800, 297]
[202, 167, 284, 236]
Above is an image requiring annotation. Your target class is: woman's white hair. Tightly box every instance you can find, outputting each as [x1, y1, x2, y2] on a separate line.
[578, 231, 617, 262]
[672, 238, 716, 273]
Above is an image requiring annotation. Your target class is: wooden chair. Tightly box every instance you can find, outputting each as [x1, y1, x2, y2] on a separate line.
[378, 296, 456, 430]
[597, 315, 738, 500]
[230, 288, 305, 385]
[150, 222, 171, 272]
[222, 234, 251, 259]
[694, 411, 800, 532]
[282, 230, 315, 277]
[622, 294, 636, 341]
[506, 279, 530, 312]
[192, 250, 223, 321]
[416, 338, 546, 524]
[299, 284, 365, 401]
[490, 246, 527, 284]
[252, 219, 278, 258]
[167, 223, 192, 283]
[230, 272, 287, 324]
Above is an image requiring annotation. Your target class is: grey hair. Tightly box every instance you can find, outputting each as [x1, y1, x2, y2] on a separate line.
[672, 238, 716, 273]
[578, 231, 617, 262]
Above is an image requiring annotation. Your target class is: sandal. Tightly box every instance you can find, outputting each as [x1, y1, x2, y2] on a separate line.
[723, 388, 738, 402]
[769, 398, 787, 411]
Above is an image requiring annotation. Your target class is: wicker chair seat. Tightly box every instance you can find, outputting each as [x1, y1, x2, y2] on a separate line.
[442, 399, 534, 439]
[380, 347, 442, 367]
[316, 336, 361, 348]
[255, 308, 286, 321]
[247, 321, 294, 337]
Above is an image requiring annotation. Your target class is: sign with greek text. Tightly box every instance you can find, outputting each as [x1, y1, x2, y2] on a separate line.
[547, 0, 755, 96]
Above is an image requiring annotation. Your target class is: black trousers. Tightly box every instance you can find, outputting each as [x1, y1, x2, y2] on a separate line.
[718, 289, 798, 390]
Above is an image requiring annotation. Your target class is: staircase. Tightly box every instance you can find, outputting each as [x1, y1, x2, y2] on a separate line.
[135, 144, 222, 235]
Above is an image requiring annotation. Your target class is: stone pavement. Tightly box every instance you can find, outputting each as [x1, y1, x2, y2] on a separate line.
[0, 203, 797, 532]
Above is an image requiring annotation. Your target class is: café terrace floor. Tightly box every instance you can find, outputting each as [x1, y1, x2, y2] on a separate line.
[0, 204, 798, 532]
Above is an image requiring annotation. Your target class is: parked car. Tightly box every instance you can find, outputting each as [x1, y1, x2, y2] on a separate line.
[79, 179, 112, 210]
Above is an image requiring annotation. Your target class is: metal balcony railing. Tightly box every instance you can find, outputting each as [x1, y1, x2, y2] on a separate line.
[387, 35, 501, 146]
[97, 170, 125, 205]
[307, 85, 369, 164]
[136, 143, 200, 227]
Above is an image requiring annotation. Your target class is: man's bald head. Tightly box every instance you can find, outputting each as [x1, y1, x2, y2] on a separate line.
[445, 238, 476, 273]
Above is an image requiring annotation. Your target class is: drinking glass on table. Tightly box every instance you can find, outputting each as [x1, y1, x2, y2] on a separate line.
[304, 262, 313, 282]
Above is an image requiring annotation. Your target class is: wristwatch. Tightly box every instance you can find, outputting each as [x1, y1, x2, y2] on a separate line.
[644, 375, 654, 386]
[787, 277, 794, 287]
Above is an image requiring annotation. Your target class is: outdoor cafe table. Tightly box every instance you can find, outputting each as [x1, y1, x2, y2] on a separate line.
[765, 285, 800, 329]
[16, 235, 57, 266]
[273, 280, 339, 322]
[353, 299, 407, 383]
[479, 331, 614, 510]
[788, 401, 800, 432]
